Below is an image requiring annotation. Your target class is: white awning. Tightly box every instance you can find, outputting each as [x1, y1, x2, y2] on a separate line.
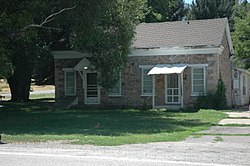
[148, 64, 187, 75]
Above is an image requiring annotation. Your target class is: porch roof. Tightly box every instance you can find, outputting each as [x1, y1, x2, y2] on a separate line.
[148, 64, 187, 75]
[74, 58, 91, 71]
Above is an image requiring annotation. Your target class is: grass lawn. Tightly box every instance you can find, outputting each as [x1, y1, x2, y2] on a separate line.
[0, 99, 227, 146]
[1, 93, 55, 101]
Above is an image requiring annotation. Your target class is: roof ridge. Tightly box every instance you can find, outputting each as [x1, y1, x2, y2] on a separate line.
[140, 17, 228, 25]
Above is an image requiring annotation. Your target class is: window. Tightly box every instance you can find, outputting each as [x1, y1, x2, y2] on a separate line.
[108, 74, 121, 96]
[64, 69, 76, 96]
[243, 75, 246, 96]
[192, 67, 206, 96]
[142, 68, 153, 95]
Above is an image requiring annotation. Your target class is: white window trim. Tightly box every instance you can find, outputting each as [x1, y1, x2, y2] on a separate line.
[63, 68, 76, 96]
[140, 66, 153, 96]
[191, 67, 206, 96]
[108, 73, 122, 97]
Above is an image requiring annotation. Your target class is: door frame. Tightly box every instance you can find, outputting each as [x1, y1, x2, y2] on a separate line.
[84, 71, 100, 105]
[165, 74, 181, 104]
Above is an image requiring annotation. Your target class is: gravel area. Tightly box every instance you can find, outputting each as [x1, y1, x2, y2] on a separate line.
[1, 138, 250, 166]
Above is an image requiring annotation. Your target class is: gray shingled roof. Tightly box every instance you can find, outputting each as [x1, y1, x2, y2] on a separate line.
[132, 18, 228, 49]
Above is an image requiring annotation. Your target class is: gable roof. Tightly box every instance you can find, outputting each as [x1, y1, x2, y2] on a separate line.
[133, 18, 232, 52]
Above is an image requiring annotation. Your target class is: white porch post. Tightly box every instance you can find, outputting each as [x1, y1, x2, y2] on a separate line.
[152, 75, 155, 109]
[181, 72, 184, 109]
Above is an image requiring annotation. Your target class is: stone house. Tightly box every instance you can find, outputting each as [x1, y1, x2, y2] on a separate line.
[54, 18, 234, 109]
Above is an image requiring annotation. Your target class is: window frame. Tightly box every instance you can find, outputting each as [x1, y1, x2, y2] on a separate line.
[191, 67, 206, 96]
[108, 73, 122, 97]
[141, 67, 153, 96]
[63, 68, 76, 96]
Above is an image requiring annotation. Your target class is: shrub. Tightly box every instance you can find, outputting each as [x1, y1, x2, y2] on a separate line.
[196, 76, 227, 110]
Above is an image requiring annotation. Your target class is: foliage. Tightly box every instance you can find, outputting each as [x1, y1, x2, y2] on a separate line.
[188, 0, 235, 20]
[70, 0, 147, 88]
[196, 93, 217, 109]
[0, 101, 226, 145]
[215, 76, 227, 109]
[0, 0, 147, 100]
[232, 0, 250, 70]
[196, 76, 227, 110]
[145, 0, 187, 22]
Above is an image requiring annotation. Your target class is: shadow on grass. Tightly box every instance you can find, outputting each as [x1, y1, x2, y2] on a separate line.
[0, 99, 214, 137]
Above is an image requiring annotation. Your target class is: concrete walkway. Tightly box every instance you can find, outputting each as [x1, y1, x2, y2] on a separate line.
[227, 111, 250, 118]
[198, 126, 250, 134]
[219, 111, 250, 125]
[187, 111, 250, 145]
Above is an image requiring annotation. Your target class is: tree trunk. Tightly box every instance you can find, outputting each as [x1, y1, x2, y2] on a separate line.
[7, 73, 32, 102]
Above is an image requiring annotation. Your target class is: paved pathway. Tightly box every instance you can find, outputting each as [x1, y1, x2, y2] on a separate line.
[227, 111, 250, 118]
[198, 126, 250, 134]
[187, 110, 250, 149]
[219, 111, 250, 125]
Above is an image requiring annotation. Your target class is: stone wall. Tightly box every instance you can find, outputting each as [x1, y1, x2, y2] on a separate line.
[219, 32, 233, 106]
[54, 58, 83, 102]
[101, 53, 220, 108]
[54, 38, 233, 108]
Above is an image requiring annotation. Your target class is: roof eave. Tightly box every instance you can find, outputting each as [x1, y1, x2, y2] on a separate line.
[130, 46, 223, 57]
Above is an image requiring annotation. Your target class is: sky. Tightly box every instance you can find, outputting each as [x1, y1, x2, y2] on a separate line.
[185, 0, 193, 4]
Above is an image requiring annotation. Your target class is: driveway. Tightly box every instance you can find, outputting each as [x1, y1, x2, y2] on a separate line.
[0, 111, 249, 166]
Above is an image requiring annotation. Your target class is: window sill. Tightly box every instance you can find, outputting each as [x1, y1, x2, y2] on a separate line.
[191, 93, 207, 97]
[141, 94, 155, 97]
[108, 94, 122, 97]
[65, 94, 76, 96]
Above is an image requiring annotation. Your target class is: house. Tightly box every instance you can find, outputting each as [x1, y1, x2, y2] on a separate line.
[232, 67, 250, 106]
[54, 18, 234, 109]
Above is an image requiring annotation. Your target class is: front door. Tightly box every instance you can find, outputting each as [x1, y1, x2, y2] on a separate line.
[165, 74, 180, 104]
[85, 73, 100, 104]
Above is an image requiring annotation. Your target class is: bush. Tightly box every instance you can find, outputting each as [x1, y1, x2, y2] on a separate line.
[196, 76, 227, 110]
[215, 77, 227, 109]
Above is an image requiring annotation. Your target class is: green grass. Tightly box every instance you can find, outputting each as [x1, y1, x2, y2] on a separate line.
[2, 93, 55, 101]
[213, 136, 223, 142]
[29, 93, 55, 100]
[0, 100, 227, 146]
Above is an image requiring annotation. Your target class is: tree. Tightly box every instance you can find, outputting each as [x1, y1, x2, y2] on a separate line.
[232, 0, 250, 69]
[215, 75, 227, 109]
[188, 0, 235, 20]
[145, 0, 187, 22]
[0, 0, 147, 101]
[0, 0, 74, 101]
[70, 0, 147, 88]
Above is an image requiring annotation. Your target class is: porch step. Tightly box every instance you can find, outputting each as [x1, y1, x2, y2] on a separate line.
[56, 96, 78, 109]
